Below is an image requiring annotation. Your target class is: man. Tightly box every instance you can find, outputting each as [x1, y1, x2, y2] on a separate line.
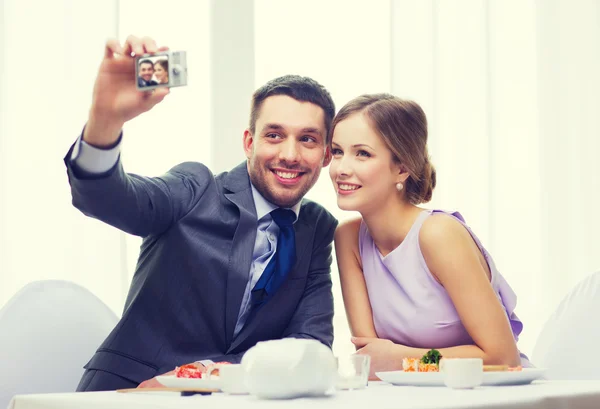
[66, 35, 337, 391]
[137, 59, 158, 87]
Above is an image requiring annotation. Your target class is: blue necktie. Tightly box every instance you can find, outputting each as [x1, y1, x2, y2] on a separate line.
[251, 208, 297, 308]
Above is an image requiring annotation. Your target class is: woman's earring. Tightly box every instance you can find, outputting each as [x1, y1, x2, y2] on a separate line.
[396, 183, 404, 191]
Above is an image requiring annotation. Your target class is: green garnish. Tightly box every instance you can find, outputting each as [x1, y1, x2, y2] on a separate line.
[420, 349, 442, 365]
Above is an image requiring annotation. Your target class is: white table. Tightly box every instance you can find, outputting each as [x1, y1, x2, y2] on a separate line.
[8, 381, 600, 409]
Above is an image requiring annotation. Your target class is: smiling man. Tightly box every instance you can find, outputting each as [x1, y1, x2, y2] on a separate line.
[137, 59, 158, 87]
[65, 36, 338, 392]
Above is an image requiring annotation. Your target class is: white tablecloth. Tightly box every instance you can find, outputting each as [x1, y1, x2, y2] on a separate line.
[8, 381, 600, 409]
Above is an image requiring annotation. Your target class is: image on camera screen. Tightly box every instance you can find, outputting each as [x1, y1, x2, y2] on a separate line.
[137, 55, 169, 88]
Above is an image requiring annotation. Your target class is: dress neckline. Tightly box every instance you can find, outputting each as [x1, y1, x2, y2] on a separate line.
[369, 210, 431, 261]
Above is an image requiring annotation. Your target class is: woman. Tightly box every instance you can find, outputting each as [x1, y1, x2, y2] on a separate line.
[329, 94, 531, 378]
[154, 59, 169, 84]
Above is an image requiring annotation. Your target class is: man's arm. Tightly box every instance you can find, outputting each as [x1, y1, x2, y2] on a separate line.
[280, 217, 338, 347]
[65, 35, 201, 237]
[71, 133, 122, 174]
[66, 138, 211, 237]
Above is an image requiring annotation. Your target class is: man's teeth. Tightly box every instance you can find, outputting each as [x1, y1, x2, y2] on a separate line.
[275, 171, 300, 179]
[339, 184, 360, 191]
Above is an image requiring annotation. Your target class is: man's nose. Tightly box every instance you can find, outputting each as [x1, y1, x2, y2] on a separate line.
[279, 139, 300, 163]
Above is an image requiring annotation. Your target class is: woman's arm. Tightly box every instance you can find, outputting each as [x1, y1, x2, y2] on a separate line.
[417, 213, 521, 366]
[335, 218, 378, 341]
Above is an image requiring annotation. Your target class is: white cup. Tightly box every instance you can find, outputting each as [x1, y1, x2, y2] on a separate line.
[219, 364, 248, 395]
[441, 358, 483, 389]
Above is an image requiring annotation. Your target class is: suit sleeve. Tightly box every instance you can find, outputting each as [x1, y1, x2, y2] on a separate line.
[64, 139, 211, 237]
[280, 215, 338, 348]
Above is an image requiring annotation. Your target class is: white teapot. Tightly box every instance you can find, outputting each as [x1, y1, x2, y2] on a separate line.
[241, 338, 336, 399]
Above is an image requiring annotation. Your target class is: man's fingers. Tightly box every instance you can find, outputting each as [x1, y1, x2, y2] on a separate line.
[148, 87, 170, 105]
[141, 36, 158, 54]
[104, 39, 123, 58]
[139, 87, 170, 111]
[122, 35, 166, 57]
[137, 377, 164, 389]
[122, 41, 132, 57]
[124, 35, 144, 57]
[137, 380, 150, 389]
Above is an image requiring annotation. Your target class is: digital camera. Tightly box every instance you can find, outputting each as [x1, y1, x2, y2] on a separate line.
[135, 51, 187, 90]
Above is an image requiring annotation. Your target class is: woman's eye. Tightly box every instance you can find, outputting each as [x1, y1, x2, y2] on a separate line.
[357, 150, 371, 157]
[331, 148, 343, 156]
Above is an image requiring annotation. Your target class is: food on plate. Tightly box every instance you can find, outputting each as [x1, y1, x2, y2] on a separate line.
[483, 364, 523, 372]
[403, 349, 443, 372]
[174, 361, 232, 379]
[402, 357, 419, 372]
[175, 363, 203, 378]
[483, 364, 508, 372]
[508, 365, 523, 372]
[401, 349, 523, 374]
[205, 361, 232, 378]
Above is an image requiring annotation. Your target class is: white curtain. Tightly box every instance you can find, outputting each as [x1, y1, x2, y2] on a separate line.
[0, 0, 127, 313]
[0, 0, 211, 315]
[388, 0, 600, 356]
[1, 0, 599, 362]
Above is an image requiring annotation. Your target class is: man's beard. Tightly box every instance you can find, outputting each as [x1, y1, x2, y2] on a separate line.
[249, 163, 315, 208]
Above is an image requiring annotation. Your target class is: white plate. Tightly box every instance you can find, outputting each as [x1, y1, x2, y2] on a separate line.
[376, 368, 546, 387]
[156, 375, 221, 390]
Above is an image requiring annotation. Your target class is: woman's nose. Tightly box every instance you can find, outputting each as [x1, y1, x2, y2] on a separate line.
[334, 155, 351, 177]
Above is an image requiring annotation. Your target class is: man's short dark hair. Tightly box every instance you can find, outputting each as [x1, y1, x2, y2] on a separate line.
[249, 75, 335, 144]
[139, 59, 154, 68]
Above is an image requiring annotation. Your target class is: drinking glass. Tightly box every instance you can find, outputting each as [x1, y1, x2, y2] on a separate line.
[335, 355, 370, 390]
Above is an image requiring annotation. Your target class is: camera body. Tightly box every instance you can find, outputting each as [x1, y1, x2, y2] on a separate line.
[135, 51, 187, 90]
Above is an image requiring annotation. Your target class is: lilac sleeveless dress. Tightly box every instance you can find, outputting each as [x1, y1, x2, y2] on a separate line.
[359, 209, 531, 366]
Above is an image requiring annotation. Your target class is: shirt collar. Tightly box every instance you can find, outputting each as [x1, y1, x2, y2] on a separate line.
[250, 183, 301, 223]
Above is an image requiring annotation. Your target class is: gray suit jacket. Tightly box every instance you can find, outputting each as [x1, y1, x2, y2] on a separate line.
[65, 149, 337, 387]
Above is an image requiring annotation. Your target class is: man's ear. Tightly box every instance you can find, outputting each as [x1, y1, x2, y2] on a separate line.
[243, 129, 254, 159]
[322, 145, 332, 167]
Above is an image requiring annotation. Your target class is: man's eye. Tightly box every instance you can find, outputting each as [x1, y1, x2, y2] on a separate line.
[266, 133, 281, 139]
[300, 136, 317, 143]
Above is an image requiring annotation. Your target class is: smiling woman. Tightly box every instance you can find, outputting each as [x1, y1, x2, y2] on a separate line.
[330, 94, 530, 378]
[154, 59, 169, 84]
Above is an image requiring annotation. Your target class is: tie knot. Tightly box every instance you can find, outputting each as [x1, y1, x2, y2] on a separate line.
[270, 208, 296, 227]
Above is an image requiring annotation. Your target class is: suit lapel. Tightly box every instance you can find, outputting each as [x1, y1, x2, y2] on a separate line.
[223, 163, 257, 346]
[227, 216, 312, 352]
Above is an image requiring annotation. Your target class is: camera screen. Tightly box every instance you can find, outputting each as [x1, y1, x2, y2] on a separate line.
[137, 56, 169, 88]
